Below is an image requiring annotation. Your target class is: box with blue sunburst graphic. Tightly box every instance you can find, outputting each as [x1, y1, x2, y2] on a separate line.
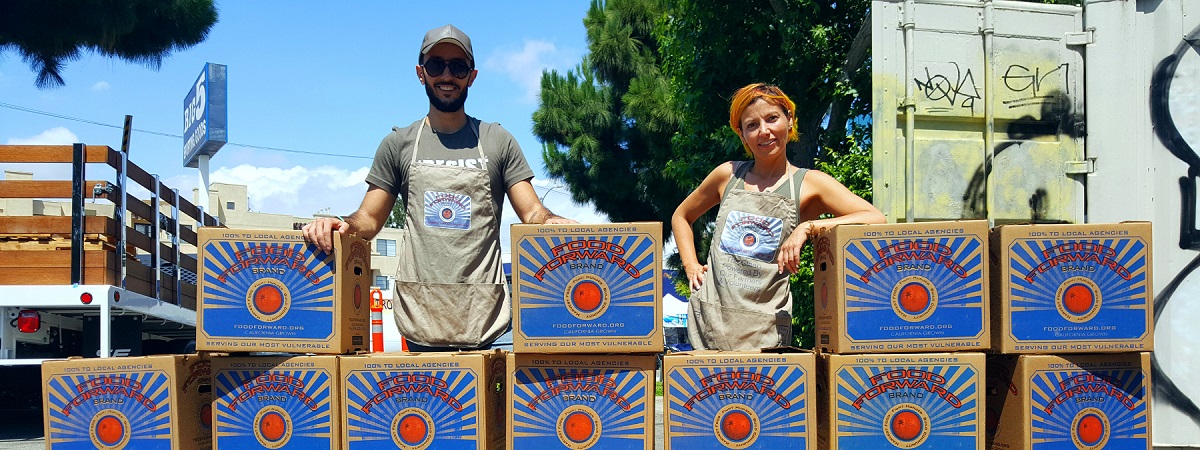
[508, 353, 656, 450]
[339, 351, 507, 450]
[41, 354, 212, 450]
[662, 350, 816, 450]
[813, 221, 990, 354]
[986, 353, 1152, 450]
[990, 222, 1153, 354]
[212, 355, 339, 450]
[197, 228, 371, 354]
[511, 223, 662, 353]
[817, 352, 985, 450]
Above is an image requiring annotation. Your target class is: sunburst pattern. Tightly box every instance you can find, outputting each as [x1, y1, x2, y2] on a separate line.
[718, 210, 785, 262]
[1005, 237, 1148, 341]
[510, 364, 650, 449]
[840, 235, 985, 341]
[201, 240, 335, 341]
[515, 233, 659, 340]
[1028, 367, 1148, 449]
[45, 370, 173, 448]
[422, 190, 472, 230]
[665, 363, 811, 448]
[214, 364, 334, 448]
[834, 361, 980, 448]
[343, 368, 481, 449]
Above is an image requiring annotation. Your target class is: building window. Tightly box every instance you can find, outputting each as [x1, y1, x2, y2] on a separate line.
[374, 276, 391, 290]
[377, 239, 396, 257]
[133, 223, 153, 236]
[226, 201, 235, 210]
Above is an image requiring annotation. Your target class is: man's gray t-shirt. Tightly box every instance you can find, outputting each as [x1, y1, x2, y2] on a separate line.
[366, 116, 534, 215]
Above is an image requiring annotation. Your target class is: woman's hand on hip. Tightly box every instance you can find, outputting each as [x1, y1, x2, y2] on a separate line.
[685, 262, 709, 291]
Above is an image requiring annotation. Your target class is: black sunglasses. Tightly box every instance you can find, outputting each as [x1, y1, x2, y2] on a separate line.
[423, 58, 472, 79]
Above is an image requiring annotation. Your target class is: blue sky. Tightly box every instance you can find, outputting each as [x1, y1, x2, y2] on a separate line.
[0, 1, 608, 243]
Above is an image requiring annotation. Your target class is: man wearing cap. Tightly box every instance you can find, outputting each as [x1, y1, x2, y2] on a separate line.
[303, 24, 575, 352]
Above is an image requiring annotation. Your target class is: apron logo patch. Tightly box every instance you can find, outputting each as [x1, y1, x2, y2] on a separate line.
[423, 191, 472, 230]
[719, 211, 783, 262]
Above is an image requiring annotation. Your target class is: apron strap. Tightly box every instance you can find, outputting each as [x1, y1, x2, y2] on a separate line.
[467, 119, 486, 170]
[791, 168, 808, 222]
[723, 161, 753, 198]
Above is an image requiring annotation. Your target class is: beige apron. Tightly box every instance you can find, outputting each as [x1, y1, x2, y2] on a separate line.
[393, 118, 509, 348]
[687, 161, 806, 350]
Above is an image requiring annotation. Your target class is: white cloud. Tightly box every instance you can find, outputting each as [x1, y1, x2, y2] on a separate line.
[484, 39, 572, 103]
[0, 128, 83, 181]
[91, 81, 110, 91]
[146, 164, 369, 219]
[6, 127, 79, 145]
[208, 164, 369, 216]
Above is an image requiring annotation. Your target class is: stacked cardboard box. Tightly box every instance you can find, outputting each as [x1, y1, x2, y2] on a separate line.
[986, 353, 1152, 450]
[210, 355, 339, 449]
[507, 353, 657, 449]
[813, 221, 991, 354]
[818, 352, 985, 450]
[337, 350, 507, 449]
[41, 354, 212, 450]
[661, 349, 818, 449]
[194, 227, 373, 450]
[812, 220, 990, 450]
[986, 222, 1154, 450]
[196, 228, 371, 354]
[508, 223, 663, 449]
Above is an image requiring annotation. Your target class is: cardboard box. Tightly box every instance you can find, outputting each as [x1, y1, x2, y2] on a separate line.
[663, 350, 816, 450]
[211, 355, 339, 450]
[986, 353, 1152, 450]
[507, 353, 656, 449]
[817, 352, 985, 450]
[42, 354, 211, 450]
[990, 222, 1153, 353]
[511, 222, 663, 353]
[197, 228, 371, 354]
[813, 221, 990, 354]
[339, 351, 506, 449]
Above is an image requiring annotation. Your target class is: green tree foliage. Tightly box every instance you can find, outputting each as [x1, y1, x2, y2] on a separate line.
[535, 0, 874, 349]
[533, 0, 687, 228]
[0, 0, 218, 88]
[384, 200, 405, 229]
[659, 0, 872, 169]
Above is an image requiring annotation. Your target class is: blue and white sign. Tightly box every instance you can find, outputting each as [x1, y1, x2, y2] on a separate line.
[183, 62, 228, 168]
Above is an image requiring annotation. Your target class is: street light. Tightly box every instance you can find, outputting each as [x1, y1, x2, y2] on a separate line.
[539, 183, 566, 202]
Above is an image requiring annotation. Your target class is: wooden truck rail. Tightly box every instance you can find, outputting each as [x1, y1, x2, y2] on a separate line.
[0, 143, 219, 364]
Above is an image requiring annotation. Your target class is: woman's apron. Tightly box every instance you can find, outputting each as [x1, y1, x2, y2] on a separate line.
[393, 118, 509, 348]
[687, 161, 807, 350]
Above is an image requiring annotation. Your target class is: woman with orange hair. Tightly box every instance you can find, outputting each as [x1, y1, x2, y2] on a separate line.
[672, 83, 885, 351]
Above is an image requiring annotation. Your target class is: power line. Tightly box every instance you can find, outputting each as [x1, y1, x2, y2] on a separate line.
[0, 101, 371, 160]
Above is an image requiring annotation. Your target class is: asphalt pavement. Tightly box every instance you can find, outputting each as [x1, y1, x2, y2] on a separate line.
[0, 411, 42, 450]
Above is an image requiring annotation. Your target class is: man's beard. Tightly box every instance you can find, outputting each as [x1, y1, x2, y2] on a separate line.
[425, 82, 469, 113]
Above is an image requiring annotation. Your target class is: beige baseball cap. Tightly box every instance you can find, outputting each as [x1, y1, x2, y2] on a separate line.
[421, 24, 474, 64]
